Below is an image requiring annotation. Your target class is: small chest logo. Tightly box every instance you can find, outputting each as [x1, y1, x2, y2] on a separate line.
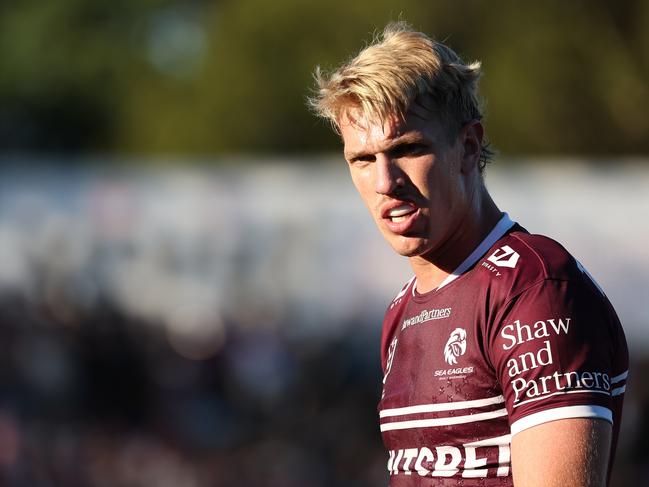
[381, 337, 399, 399]
[444, 328, 467, 365]
[487, 245, 520, 268]
[384, 337, 398, 383]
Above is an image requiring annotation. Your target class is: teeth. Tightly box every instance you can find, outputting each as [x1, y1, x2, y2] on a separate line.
[392, 215, 408, 223]
[388, 204, 414, 217]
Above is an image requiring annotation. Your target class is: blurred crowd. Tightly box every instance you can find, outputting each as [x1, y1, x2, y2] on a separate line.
[0, 296, 388, 487]
[0, 164, 647, 486]
[0, 164, 399, 486]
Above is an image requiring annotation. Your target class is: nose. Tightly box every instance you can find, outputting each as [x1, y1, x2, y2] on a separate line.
[374, 154, 404, 195]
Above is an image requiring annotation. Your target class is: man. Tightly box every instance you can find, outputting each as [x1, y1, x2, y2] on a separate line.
[309, 22, 628, 486]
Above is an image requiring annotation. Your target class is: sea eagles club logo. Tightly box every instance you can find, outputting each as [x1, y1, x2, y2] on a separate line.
[435, 328, 473, 378]
[444, 328, 467, 365]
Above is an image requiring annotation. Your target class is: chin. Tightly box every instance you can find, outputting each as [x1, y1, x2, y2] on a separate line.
[389, 237, 431, 258]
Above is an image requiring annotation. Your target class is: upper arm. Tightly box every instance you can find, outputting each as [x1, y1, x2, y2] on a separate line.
[489, 278, 627, 430]
[511, 417, 612, 487]
[487, 276, 627, 482]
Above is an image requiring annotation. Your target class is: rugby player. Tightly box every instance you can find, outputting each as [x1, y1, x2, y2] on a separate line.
[309, 22, 628, 486]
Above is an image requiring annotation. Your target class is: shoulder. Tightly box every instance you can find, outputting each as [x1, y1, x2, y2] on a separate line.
[508, 230, 577, 278]
[386, 275, 416, 312]
[488, 228, 585, 300]
[486, 227, 626, 364]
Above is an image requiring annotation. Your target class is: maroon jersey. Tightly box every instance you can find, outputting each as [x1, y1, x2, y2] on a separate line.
[379, 214, 628, 486]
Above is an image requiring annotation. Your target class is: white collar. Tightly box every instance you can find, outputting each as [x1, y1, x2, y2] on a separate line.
[413, 213, 516, 295]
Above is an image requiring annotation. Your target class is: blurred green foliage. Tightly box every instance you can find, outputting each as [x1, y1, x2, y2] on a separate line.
[0, 0, 647, 158]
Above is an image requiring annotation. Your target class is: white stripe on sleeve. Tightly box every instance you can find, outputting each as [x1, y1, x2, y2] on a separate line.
[510, 405, 612, 436]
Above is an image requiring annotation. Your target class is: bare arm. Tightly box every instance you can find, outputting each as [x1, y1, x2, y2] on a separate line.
[511, 418, 612, 487]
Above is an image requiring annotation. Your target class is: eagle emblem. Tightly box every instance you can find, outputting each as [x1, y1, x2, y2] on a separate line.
[444, 328, 467, 365]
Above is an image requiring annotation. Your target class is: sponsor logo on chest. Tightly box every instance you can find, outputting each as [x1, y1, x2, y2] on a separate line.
[387, 434, 511, 479]
[401, 307, 452, 331]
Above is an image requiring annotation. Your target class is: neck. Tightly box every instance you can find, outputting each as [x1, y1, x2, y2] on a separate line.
[410, 190, 502, 293]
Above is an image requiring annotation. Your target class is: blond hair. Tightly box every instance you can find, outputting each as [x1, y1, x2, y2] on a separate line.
[309, 22, 494, 168]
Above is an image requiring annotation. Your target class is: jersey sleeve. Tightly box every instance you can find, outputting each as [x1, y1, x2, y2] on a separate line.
[488, 277, 627, 436]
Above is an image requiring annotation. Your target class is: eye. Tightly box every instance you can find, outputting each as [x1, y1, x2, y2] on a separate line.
[348, 154, 375, 165]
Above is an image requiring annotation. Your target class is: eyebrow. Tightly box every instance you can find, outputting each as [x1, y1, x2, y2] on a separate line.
[344, 132, 427, 161]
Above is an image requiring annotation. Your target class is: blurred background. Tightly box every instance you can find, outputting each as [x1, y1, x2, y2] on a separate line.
[0, 1, 648, 486]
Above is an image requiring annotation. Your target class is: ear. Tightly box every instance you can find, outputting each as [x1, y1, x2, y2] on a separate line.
[459, 120, 484, 174]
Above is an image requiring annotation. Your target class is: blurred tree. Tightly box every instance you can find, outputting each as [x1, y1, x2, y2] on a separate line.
[0, 0, 165, 153]
[116, 0, 426, 155]
[0, 0, 647, 159]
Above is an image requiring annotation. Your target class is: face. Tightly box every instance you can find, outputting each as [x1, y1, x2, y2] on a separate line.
[340, 107, 480, 263]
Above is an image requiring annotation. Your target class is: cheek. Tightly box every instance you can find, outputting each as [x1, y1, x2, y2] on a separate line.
[350, 170, 375, 204]
[423, 164, 460, 200]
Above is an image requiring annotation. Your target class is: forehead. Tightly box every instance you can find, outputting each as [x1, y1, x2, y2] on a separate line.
[340, 107, 444, 157]
[340, 115, 401, 146]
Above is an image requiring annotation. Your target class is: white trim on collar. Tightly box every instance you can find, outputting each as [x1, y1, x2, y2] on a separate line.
[412, 213, 516, 296]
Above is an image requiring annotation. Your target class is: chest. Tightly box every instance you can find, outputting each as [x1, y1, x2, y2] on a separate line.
[380, 293, 501, 417]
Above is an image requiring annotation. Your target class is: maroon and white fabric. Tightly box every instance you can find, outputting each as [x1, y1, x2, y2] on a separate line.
[379, 214, 628, 486]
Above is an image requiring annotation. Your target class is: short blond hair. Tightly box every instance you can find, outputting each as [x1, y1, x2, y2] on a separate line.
[309, 22, 494, 168]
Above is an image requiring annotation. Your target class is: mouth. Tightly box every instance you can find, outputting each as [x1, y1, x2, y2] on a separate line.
[380, 201, 420, 234]
[385, 203, 416, 221]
